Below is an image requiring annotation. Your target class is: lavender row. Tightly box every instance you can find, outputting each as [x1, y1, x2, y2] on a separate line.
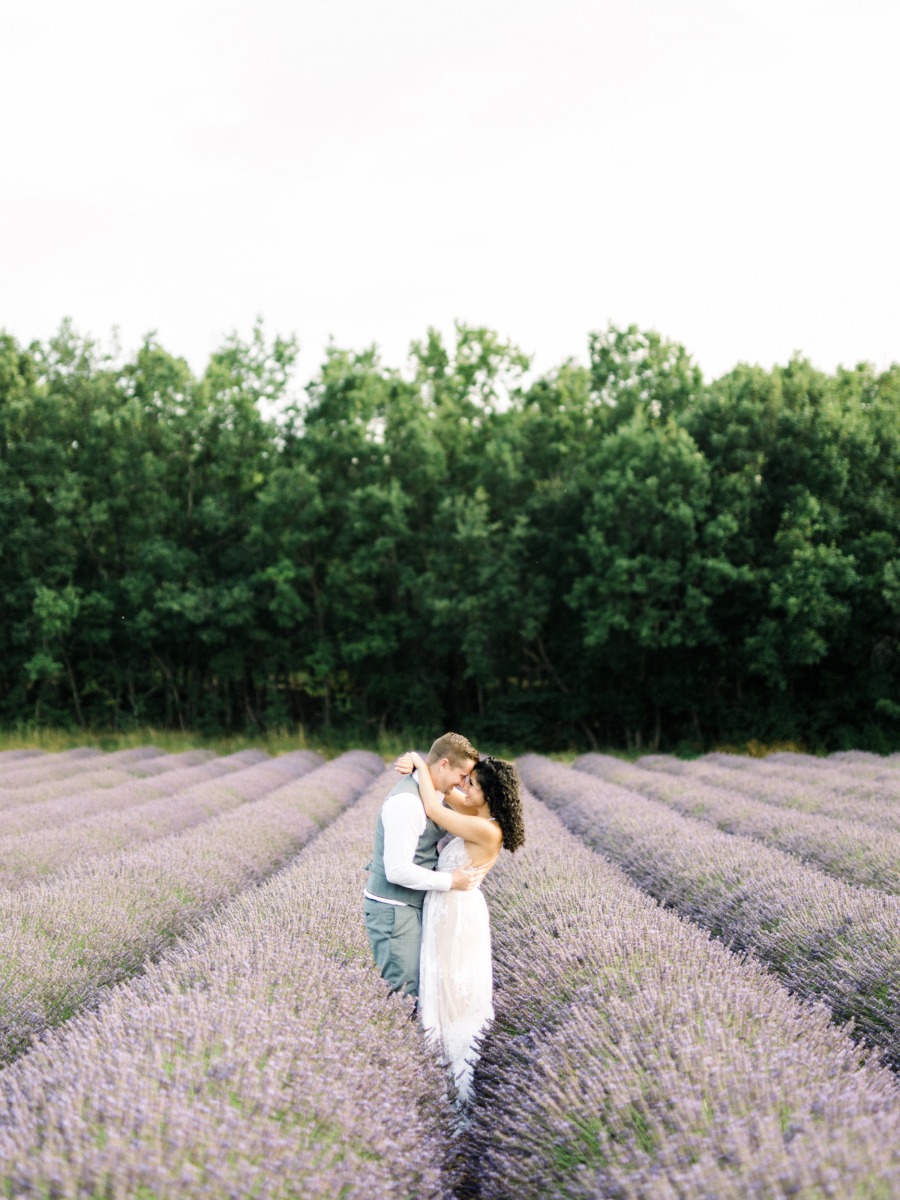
[603, 750, 900, 833]
[827, 750, 900, 767]
[681, 753, 900, 811]
[0, 751, 272, 838]
[0, 746, 160, 792]
[0, 751, 382, 1064]
[574, 754, 900, 895]
[0, 751, 324, 890]
[640, 749, 899, 785]
[124, 748, 224, 774]
[635, 752, 900, 824]
[518, 755, 900, 1070]
[6, 761, 900, 1200]
[0, 771, 450, 1200]
[712, 749, 900, 779]
[0, 748, 234, 811]
[451, 791, 900, 1199]
[0, 765, 144, 809]
[0, 747, 96, 768]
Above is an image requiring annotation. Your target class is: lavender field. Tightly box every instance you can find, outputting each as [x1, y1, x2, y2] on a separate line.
[1, 746, 900, 1198]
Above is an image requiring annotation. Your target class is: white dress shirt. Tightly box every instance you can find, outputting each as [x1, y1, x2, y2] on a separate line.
[365, 771, 453, 905]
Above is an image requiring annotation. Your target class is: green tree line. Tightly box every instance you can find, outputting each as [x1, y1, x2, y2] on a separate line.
[1, 319, 898, 751]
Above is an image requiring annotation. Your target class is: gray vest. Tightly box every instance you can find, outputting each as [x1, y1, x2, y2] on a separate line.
[365, 774, 444, 909]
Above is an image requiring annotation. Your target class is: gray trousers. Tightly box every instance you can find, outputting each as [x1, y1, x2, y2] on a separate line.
[364, 898, 422, 998]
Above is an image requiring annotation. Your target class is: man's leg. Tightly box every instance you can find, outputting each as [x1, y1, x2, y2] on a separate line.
[364, 899, 422, 997]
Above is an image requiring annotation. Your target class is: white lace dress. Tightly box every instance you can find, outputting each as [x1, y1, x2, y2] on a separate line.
[419, 835, 494, 1105]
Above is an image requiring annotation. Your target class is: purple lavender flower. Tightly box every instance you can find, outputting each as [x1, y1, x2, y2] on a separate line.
[519, 755, 900, 1069]
[574, 754, 900, 893]
[0, 751, 382, 1064]
[455, 788, 900, 1198]
[0, 770, 450, 1199]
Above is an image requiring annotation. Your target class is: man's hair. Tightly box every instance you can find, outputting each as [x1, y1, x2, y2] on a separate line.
[426, 731, 478, 767]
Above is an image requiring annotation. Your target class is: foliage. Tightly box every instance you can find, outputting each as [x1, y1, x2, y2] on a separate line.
[1, 318, 897, 750]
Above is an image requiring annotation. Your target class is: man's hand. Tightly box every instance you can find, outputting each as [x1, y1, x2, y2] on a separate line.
[450, 861, 489, 891]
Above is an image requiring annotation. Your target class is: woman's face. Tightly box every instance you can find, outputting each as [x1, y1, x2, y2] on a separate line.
[466, 770, 486, 807]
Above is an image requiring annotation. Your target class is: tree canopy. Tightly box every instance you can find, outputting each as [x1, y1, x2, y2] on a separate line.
[1, 319, 897, 751]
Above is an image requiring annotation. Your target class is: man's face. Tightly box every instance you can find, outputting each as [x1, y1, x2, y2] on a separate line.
[434, 756, 476, 796]
[445, 761, 483, 811]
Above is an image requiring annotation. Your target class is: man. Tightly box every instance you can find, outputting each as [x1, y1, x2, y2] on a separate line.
[364, 731, 484, 998]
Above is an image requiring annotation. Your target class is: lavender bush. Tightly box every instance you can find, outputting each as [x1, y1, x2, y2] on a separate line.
[108, 747, 219, 774]
[0, 747, 158, 794]
[709, 749, 900, 779]
[574, 754, 900, 894]
[0, 751, 324, 889]
[633, 753, 900, 830]
[454, 791, 900, 1199]
[0, 751, 382, 1063]
[0, 766, 146, 810]
[648, 749, 900, 796]
[5, 752, 900, 1199]
[518, 755, 900, 1069]
[0, 747, 186, 812]
[1, 747, 99, 771]
[0, 750, 265, 838]
[0, 770, 450, 1199]
[828, 750, 900, 767]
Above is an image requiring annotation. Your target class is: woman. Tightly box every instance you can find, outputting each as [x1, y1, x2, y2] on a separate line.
[395, 750, 525, 1105]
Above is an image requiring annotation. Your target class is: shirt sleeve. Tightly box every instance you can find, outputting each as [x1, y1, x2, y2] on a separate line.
[382, 793, 453, 893]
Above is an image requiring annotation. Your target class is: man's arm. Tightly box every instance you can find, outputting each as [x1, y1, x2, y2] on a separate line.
[382, 793, 485, 892]
[382, 793, 452, 892]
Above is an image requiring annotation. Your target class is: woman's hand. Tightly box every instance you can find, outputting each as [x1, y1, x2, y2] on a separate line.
[393, 751, 415, 775]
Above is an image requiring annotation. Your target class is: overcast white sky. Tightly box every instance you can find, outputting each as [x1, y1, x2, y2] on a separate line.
[2, 0, 898, 387]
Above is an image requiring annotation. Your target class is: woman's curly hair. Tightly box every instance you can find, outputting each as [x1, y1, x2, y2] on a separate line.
[474, 756, 525, 852]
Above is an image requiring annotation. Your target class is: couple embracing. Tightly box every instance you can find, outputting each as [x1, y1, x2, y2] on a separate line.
[364, 732, 525, 1104]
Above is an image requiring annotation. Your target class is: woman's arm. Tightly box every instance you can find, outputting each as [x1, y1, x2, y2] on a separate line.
[408, 752, 501, 852]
